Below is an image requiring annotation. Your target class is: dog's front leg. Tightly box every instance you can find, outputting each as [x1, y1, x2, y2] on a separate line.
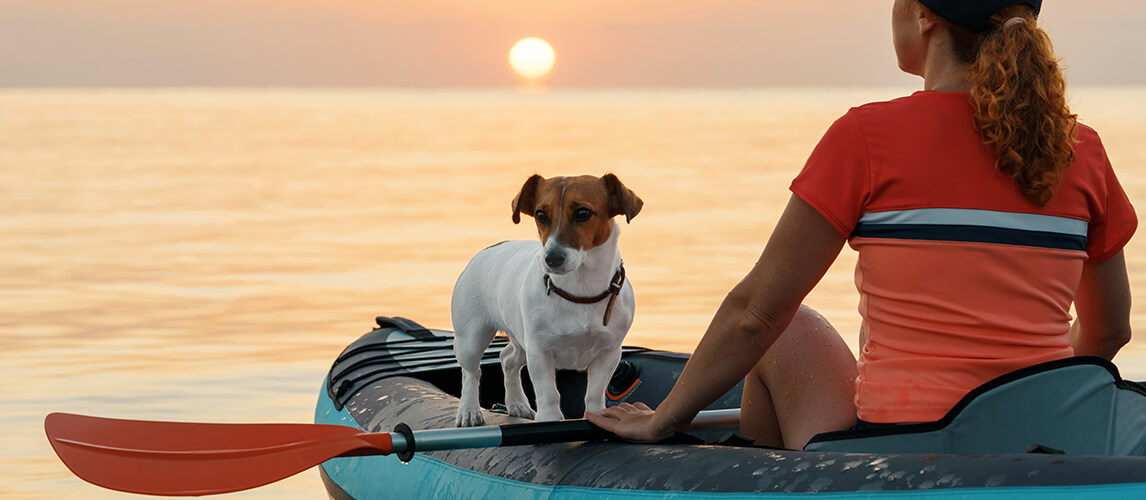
[584, 348, 623, 414]
[525, 349, 563, 422]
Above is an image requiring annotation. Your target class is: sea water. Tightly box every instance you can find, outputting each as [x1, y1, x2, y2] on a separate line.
[3, 87, 1146, 498]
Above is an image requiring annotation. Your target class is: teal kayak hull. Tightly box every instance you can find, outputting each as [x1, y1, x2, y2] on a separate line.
[315, 317, 1146, 499]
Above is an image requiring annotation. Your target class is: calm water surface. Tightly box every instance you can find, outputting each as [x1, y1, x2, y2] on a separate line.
[4, 88, 1146, 498]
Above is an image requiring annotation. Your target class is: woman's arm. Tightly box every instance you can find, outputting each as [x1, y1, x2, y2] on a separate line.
[586, 195, 846, 439]
[1071, 250, 1133, 360]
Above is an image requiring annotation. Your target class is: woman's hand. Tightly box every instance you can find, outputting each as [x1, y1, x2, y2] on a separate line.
[584, 402, 669, 441]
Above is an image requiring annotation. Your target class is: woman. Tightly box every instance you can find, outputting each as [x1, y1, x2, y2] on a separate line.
[586, 0, 1136, 450]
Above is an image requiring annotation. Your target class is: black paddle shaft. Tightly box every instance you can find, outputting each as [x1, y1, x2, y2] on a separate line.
[499, 419, 613, 447]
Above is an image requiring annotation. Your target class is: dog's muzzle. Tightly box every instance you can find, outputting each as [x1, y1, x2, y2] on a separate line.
[541, 244, 579, 275]
[544, 251, 566, 270]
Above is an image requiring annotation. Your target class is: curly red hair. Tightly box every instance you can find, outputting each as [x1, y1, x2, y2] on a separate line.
[931, 4, 1079, 206]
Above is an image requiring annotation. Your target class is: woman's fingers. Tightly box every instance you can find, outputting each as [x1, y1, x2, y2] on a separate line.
[585, 402, 661, 440]
[584, 408, 620, 431]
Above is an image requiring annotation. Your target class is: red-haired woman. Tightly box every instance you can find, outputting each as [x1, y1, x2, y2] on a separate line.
[588, 0, 1137, 451]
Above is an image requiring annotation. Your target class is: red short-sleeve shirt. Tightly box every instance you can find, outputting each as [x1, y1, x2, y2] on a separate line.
[791, 91, 1136, 423]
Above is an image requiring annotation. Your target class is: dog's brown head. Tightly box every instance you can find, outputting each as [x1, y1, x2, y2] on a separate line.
[511, 174, 642, 260]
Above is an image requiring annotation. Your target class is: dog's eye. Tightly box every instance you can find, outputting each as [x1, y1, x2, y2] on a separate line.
[534, 209, 550, 224]
[572, 207, 594, 223]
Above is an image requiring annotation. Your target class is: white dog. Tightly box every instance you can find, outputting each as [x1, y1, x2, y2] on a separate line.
[452, 174, 642, 427]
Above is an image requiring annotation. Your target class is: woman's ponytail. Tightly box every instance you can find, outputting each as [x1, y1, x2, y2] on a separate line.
[959, 6, 1078, 206]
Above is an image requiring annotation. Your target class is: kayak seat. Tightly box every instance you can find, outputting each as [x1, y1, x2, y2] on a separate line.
[805, 356, 1146, 456]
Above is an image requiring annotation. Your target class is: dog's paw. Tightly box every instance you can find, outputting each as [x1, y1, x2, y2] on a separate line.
[585, 401, 606, 414]
[456, 408, 485, 427]
[505, 402, 536, 420]
[535, 407, 563, 422]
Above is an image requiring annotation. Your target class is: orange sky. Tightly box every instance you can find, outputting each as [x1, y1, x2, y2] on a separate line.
[1, 0, 1143, 87]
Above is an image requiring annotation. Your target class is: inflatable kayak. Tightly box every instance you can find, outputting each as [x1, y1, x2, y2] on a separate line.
[315, 316, 1146, 499]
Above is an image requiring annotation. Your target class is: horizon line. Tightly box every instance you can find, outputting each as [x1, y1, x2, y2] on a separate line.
[3, 84, 1145, 91]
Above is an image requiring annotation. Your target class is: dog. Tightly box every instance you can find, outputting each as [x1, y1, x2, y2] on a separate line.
[451, 173, 642, 427]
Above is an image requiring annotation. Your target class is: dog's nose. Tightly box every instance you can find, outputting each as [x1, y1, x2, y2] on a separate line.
[545, 252, 565, 269]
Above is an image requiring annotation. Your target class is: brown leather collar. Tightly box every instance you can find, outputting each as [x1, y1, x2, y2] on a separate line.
[543, 263, 626, 326]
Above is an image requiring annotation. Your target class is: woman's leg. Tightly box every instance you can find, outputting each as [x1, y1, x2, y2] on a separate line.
[739, 305, 858, 449]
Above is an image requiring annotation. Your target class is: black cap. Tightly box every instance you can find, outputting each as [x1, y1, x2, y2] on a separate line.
[918, 0, 1042, 33]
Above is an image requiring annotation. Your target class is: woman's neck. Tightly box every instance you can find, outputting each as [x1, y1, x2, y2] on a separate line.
[923, 66, 971, 92]
[921, 32, 972, 92]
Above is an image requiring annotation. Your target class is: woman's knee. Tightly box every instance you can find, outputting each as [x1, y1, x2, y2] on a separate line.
[763, 305, 851, 367]
[788, 304, 839, 338]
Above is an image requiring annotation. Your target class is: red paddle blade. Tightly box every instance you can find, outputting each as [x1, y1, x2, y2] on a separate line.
[44, 413, 391, 496]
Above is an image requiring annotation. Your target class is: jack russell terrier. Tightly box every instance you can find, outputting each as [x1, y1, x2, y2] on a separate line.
[452, 174, 642, 427]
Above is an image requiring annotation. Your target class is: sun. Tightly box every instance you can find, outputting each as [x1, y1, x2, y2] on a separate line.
[507, 37, 557, 83]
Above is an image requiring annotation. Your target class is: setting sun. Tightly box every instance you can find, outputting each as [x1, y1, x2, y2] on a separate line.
[507, 37, 557, 83]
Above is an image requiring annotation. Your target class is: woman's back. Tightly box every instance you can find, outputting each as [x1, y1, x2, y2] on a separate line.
[792, 90, 1136, 422]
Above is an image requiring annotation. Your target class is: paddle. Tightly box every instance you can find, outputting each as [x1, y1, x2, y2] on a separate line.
[45, 408, 740, 497]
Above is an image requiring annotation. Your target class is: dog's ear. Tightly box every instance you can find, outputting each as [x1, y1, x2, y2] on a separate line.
[603, 173, 643, 223]
[511, 174, 544, 224]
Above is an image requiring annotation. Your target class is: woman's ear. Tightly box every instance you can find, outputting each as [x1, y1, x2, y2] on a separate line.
[918, 11, 940, 38]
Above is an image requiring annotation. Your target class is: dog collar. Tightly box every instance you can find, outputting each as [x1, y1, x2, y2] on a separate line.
[543, 263, 626, 327]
